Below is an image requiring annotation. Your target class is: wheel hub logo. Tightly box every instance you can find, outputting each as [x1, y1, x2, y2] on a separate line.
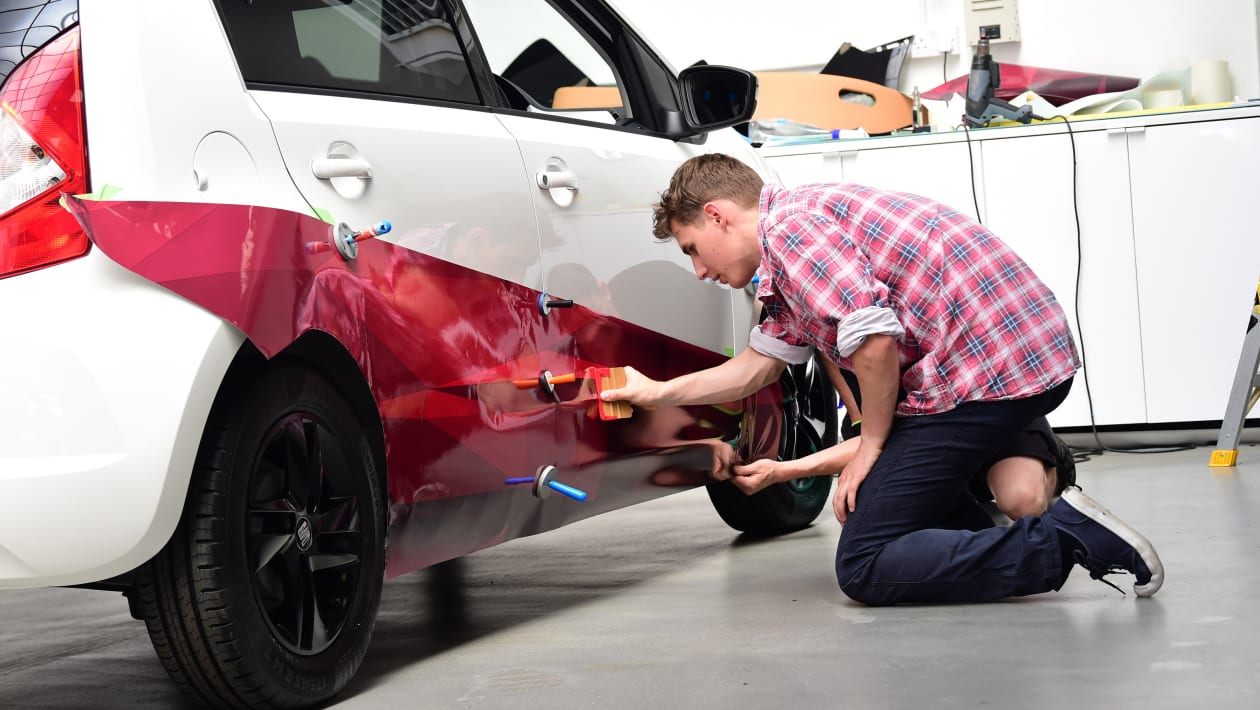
[296, 517, 313, 551]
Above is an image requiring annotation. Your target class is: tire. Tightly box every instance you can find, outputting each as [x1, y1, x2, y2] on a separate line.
[708, 354, 838, 534]
[134, 364, 386, 709]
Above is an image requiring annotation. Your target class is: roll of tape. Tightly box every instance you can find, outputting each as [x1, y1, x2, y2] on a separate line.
[1144, 88, 1184, 109]
[1191, 60, 1231, 104]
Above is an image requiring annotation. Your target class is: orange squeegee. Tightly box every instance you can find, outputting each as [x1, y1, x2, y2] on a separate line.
[589, 366, 632, 421]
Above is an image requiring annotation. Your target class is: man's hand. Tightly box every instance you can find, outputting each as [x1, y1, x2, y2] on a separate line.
[832, 443, 881, 524]
[710, 441, 736, 481]
[731, 459, 780, 495]
[598, 365, 666, 410]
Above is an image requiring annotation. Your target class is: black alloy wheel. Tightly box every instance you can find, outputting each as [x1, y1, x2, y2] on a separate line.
[249, 412, 364, 657]
[707, 354, 838, 534]
[134, 364, 385, 709]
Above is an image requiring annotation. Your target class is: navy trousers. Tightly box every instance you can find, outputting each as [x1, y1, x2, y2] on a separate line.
[835, 380, 1072, 605]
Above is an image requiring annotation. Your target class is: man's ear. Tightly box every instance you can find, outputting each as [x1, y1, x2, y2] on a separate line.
[703, 201, 722, 224]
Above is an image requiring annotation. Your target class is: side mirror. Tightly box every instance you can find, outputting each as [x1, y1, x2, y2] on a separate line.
[677, 65, 757, 134]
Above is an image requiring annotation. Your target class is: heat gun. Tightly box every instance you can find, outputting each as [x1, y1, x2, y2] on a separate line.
[964, 38, 1035, 127]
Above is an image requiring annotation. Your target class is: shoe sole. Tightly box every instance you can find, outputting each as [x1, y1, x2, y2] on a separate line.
[1061, 487, 1164, 597]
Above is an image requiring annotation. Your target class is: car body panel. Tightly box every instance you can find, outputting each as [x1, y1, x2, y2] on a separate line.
[63, 197, 770, 577]
[501, 112, 736, 352]
[249, 89, 546, 291]
[0, 253, 245, 587]
[1, 0, 780, 588]
[76, 0, 312, 211]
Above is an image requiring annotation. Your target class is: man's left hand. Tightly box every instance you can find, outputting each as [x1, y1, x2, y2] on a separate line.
[710, 442, 736, 481]
[833, 443, 880, 524]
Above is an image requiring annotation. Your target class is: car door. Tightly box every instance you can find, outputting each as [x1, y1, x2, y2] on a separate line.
[213, 0, 564, 565]
[459, 0, 731, 352]
[457, 0, 744, 516]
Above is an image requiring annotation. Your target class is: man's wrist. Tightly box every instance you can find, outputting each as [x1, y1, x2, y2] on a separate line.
[776, 459, 802, 483]
[655, 378, 680, 408]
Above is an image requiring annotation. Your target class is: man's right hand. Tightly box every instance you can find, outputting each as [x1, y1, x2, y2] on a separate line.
[598, 365, 666, 409]
[731, 459, 780, 494]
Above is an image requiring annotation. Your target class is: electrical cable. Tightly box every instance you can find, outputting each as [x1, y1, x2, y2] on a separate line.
[1032, 113, 1191, 456]
[960, 109, 1190, 457]
[960, 121, 983, 222]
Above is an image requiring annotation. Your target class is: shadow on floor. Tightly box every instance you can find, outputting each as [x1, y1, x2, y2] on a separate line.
[341, 509, 806, 698]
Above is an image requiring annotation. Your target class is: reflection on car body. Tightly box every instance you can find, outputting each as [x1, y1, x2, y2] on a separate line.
[0, 1, 829, 707]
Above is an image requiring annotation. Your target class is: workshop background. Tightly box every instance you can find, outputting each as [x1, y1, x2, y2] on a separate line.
[615, 0, 1260, 115]
[5, 1, 1260, 708]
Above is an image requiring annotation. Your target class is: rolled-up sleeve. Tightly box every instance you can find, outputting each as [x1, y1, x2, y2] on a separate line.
[834, 306, 905, 356]
[769, 212, 903, 357]
[749, 323, 813, 364]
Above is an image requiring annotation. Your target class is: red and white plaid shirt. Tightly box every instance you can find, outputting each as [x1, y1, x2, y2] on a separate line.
[751, 183, 1080, 416]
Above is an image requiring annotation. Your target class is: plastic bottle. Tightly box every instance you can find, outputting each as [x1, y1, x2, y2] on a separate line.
[747, 118, 866, 146]
[749, 118, 830, 140]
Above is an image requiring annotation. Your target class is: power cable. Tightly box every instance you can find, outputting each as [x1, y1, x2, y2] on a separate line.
[962, 111, 1190, 457]
[1033, 113, 1190, 456]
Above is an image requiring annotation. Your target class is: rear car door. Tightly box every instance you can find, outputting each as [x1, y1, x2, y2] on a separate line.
[213, 0, 561, 565]
[215, 0, 540, 286]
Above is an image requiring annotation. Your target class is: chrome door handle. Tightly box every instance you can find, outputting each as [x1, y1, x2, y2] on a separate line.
[536, 168, 577, 189]
[536, 158, 578, 207]
[312, 157, 373, 179]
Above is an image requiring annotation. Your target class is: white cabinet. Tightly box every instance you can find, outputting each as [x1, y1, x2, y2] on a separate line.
[837, 140, 982, 220]
[760, 105, 1260, 428]
[1125, 117, 1260, 423]
[982, 128, 1147, 427]
[763, 133, 981, 218]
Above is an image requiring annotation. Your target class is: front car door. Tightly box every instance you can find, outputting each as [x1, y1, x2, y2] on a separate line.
[457, 0, 751, 519]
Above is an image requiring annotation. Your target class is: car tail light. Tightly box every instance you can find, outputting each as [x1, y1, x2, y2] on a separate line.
[0, 27, 89, 279]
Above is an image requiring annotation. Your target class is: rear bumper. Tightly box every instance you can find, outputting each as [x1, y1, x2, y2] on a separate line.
[0, 254, 243, 588]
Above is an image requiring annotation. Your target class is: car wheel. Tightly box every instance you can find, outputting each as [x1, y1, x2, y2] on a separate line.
[707, 354, 838, 534]
[133, 364, 385, 708]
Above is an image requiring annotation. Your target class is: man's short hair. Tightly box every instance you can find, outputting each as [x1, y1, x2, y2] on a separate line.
[652, 153, 764, 239]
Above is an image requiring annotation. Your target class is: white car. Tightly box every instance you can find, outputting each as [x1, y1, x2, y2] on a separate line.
[0, 0, 836, 706]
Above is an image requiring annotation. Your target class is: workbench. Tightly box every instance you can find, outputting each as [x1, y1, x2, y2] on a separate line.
[758, 102, 1260, 429]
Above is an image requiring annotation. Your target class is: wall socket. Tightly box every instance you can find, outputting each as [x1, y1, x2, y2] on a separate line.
[910, 28, 957, 58]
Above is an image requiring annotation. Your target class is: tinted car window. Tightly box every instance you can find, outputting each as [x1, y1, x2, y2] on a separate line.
[0, 0, 78, 84]
[462, 0, 622, 118]
[215, 0, 479, 104]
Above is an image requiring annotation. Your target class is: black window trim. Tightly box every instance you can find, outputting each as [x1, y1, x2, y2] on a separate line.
[211, 0, 488, 108]
[240, 80, 499, 114]
[449, 0, 685, 137]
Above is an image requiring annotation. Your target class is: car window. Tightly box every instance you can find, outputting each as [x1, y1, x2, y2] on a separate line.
[214, 0, 480, 104]
[460, 0, 623, 120]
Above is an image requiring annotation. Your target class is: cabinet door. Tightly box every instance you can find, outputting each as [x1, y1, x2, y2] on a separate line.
[839, 140, 983, 221]
[983, 129, 1147, 427]
[767, 151, 848, 188]
[1127, 118, 1260, 423]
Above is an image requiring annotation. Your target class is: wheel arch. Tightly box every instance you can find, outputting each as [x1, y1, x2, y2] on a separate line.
[210, 331, 389, 502]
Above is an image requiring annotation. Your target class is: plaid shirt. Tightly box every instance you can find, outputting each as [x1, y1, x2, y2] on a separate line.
[751, 183, 1080, 416]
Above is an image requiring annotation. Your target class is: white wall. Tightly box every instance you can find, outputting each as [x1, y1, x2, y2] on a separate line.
[610, 0, 1260, 123]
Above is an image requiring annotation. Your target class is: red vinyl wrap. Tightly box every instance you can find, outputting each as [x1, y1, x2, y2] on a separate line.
[63, 198, 783, 574]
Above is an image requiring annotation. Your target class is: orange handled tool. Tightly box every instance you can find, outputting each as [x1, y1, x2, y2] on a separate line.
[589, 366, 632, 420]
[513, 372, 576, 389]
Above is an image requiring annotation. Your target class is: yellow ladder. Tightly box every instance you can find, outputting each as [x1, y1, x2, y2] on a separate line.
[1211, 283, 1260, 466]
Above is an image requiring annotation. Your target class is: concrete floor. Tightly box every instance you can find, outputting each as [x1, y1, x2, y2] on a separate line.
[2, 444, 1258, 709]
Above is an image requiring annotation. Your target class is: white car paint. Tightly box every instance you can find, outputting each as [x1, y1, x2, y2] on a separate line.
[0, 254, 244, 587]
[250, 90, 545, 289]
[0, 0, 309, 588]
[0, 0, 772, 589]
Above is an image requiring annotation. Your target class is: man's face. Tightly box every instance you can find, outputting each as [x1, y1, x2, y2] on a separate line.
[671, 210, 757, 288]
